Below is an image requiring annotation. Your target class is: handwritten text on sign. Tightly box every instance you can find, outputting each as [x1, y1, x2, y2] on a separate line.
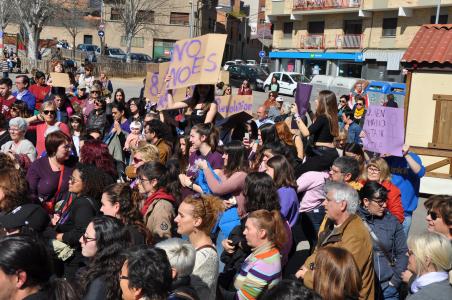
[362, 105, 404, 156]
[166, 34, 227, 90]
[215, 95, 253, 118]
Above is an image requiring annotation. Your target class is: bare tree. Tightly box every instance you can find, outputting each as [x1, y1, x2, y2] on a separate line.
[0, 0, 11, 32]
[12, 0, 55, 60]
[110, 0, 164, 62]
[61, 0, 89, 59]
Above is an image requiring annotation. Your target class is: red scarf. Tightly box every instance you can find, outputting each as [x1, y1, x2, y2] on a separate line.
[141, 189, 175, 216]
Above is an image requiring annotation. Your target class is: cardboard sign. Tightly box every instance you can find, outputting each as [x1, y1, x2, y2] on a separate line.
[165, 34, 227, 90]
[362, 105, 404, 156]
[295, 83, 312, 116]
[215, 95, 253, 118]
[218, 70, 229, 85]
[50, 72, 70, 88]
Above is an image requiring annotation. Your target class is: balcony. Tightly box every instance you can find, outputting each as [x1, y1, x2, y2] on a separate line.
[335, 34, 363, 49]
[293, 0, 361, 11]
[301, 34, 324, 49]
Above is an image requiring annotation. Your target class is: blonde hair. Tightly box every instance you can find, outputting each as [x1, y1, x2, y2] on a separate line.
[40, 100, 56, 113]
[363, 157, 391, 181]
[408, 232, 452, 276]
[248, 209, 288, 250]
[182, 195, 224, 235]
[132, 144, 159, 163]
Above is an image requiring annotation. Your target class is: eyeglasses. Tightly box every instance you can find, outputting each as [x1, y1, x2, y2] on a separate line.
[427, 210, 440, 221]
[118, 274, 129, 281]
[68, 176, 80, 183]
[8, 128, 20, 132]
[370, 198, 386, 207]
[367, 167, 380, 174]
[330, 166, 343, 174]
[43, 110, 56, 115]
[81, 233, 96, 243]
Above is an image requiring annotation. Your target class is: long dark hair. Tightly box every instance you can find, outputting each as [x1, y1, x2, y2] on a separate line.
[75, 163, 115, 201]
[266, 155, 297, 189]
[259, 123, 277, 145]
[136, 161, 179, 199]
[114, 88, 126, 103]
[190, 84, 215, 113]
[315, 90, 339, 137]
[244, 172, 280, 213]
[79, 216, 131, 300]
[171, 135, 190, 173]
[358, 181, 388, 203]
[223, 140, 248, 178]
[191, 123, 219, 152]
[103, 183, 152, 244]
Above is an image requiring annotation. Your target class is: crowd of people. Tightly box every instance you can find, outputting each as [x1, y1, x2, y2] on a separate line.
[0, 63, 451, 300]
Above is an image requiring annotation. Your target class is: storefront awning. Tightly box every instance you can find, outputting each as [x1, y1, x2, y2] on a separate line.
[363, 50, 405, 71]
[269, 51, 363, 62]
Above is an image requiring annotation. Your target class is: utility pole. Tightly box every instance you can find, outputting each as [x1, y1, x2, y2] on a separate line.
[189, 1, 195, 38]
[435, 0, 441, 24]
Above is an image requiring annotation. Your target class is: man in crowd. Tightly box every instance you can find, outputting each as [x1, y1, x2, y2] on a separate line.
[329, 156, 361, 185]
[144, 119, 172, 164]
[13, 75, 35, 114]
[0, 78, 15, 118]
[255, 105, 274, 128]
[296, 181, 376, 300]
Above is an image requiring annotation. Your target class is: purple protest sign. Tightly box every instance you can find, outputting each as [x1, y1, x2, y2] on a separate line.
[295, 83, 312, 116]
[362, 105, 404, 156]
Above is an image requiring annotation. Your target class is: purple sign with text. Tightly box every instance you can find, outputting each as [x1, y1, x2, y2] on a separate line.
[295, 83, 312, 116]
[363, 105, 404, 156]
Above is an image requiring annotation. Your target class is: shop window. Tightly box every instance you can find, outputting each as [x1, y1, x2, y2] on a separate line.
[430, 15, 448, 24]
[283, 22, 293, 37]
[382, 18, 397, 37]
[308, 21, 324, 34]
[170, 12, 190, 25]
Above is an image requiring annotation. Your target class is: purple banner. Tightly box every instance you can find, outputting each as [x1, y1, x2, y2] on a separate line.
[363, 105, 404, 156]
[295, 83, 312, 116]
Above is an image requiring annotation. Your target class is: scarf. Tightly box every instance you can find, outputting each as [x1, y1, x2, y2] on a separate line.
[141, 188, 175, 216]
[354, 107, 365, 119]
[411, 271, 449, 293]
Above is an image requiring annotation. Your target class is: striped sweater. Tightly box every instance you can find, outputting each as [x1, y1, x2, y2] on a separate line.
[234, 242, 282, 300]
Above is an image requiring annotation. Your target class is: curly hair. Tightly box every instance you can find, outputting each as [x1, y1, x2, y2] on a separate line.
[182, 194, 225, 235]
[0, 167, 30, 213]
[244, 172, 280, 213]
[79, 140, 117, 179]
[75, 163, 115, 202]
[79, 216, 131, 300]
[103, 183, 152, 244]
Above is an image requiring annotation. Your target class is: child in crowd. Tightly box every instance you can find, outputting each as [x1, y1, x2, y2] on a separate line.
[124, 121, 144, 151]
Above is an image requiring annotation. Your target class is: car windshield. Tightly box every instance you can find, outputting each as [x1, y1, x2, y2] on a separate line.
[291, 74, 305, 83]
[86, 45, 96, 51]
[110, 48, 125, 55]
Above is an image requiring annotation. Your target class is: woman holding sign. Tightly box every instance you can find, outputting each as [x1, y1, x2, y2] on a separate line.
[164, 75, 218, 130]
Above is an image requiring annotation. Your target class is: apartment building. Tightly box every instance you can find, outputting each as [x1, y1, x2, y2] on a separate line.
[266, 0, 452, 81]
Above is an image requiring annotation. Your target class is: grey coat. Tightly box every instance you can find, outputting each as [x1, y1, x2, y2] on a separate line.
[407, 280, 452, 300]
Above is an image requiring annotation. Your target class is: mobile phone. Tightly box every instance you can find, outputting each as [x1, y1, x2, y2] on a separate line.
[244, 132, 250, 140]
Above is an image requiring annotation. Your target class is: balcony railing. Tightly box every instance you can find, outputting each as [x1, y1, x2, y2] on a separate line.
[302, 34, 324, 49]
[335, 34, 363, 49]
[293, 0, 361, 11]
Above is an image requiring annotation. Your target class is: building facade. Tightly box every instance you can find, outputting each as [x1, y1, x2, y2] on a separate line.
[266, 0, 452, 81]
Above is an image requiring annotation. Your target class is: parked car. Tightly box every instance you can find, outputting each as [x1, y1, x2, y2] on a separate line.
[246, 60, 257, 65]
[56, 40, 71, 49]
[126, 53, 153, 63]
[95, 47, 126, 60]
[234, 59, 246, 65]
[223, 61, 236, 70]
[228, 65, 268, 91]
[264, 72, 310, 96]
[76, 44, 98, 62]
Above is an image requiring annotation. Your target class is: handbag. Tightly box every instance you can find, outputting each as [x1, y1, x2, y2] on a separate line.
[43, 165, 65, 215]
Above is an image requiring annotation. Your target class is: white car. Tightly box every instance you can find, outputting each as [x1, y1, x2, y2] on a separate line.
[246, 60, 257, 65]
[263, 72, 310, 96]
[223, 61, 236, 70]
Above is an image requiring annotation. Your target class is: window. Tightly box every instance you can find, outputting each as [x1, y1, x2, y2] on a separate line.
[283, 22, 293, 37]
[110, 8, 121, 21]
[430, 15, 448, 24]
[120, 36, 144, 48]
[344, 20, 362, 34]
[137, 10, 154, 23]
[170, 12, 189, 25]
[382, 18, 397, 37]
[282, 74, 292, 83]
[308, 21, 325, 34]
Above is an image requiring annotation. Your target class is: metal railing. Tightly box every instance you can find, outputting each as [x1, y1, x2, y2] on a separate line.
[302, 34, 324, 49]
[335, 34, 363, 48]
[293, 0, 361, 10]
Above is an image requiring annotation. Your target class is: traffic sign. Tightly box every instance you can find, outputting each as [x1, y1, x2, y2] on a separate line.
[259, 50, 266, 58]
[99, 23, 105, 30]
[98, 30, 105, 37]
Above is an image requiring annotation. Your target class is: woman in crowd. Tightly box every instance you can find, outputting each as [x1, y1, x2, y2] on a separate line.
[82, 84, 102, 118]
[79, 139, 117, 179]
[126, 98, 144, 124]
[406, 232, 452, 300]
[113, 88, 126, 105]
[362, 157, 405, 224]
[78, 64, 95, 93]
[50, 163, 114, 278]
[26, 131, 75, 210]
[238, 80, 253, 95]
[10, 100, 30, 119]
[266, 155, 299, 228]
[136, 161, 178, 242]
[126, 143, 159, 181]
[275, 121, 304, 160]
[174, 194, 224, 300]
[165, 81, 218, 128]
[263, 91, 278, 111]
[1, 117, 36, 162]
[223, 84, 232, 95]
[234, 209, 287, 300]
[101, 183, 151, 245]
[424, 195, 452, 240]
[68, 114, 85, 157]
[358, 181, 408, 300]
[99, 72, 113, 95]
[292, 90, 339, 176]
[343, 142, 367, 173]
[352, 96, 367, 127]
[179, 123, 223, 195]
[313, 247, 362, 300]
[79, 216, 130, 300]
[0, 166, 29, 213]
[26, 100, 70, 156]
[269, 76, 280, 94]
[338, 94, 351, 128]
[86, 96, 109, 136]
[171, 135, 191, 174]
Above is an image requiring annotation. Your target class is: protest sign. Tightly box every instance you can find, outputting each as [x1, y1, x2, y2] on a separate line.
[295, 83, 312, 116]
[362, 105, 404, 156]
[165, 34, 227, 90]
[218, 70, 229, 85]
[50, 72, 71, 88]
[215, 95, 253, 118]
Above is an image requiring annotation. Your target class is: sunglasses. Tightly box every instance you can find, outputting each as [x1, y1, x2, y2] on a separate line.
[356, 103, 364, 106]
[91, 91, 100, 94]
[43, 110, 56, 115]
[427, 210, 439, 221]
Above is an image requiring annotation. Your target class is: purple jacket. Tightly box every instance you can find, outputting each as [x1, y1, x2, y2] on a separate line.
[277, 187, 300, 228]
